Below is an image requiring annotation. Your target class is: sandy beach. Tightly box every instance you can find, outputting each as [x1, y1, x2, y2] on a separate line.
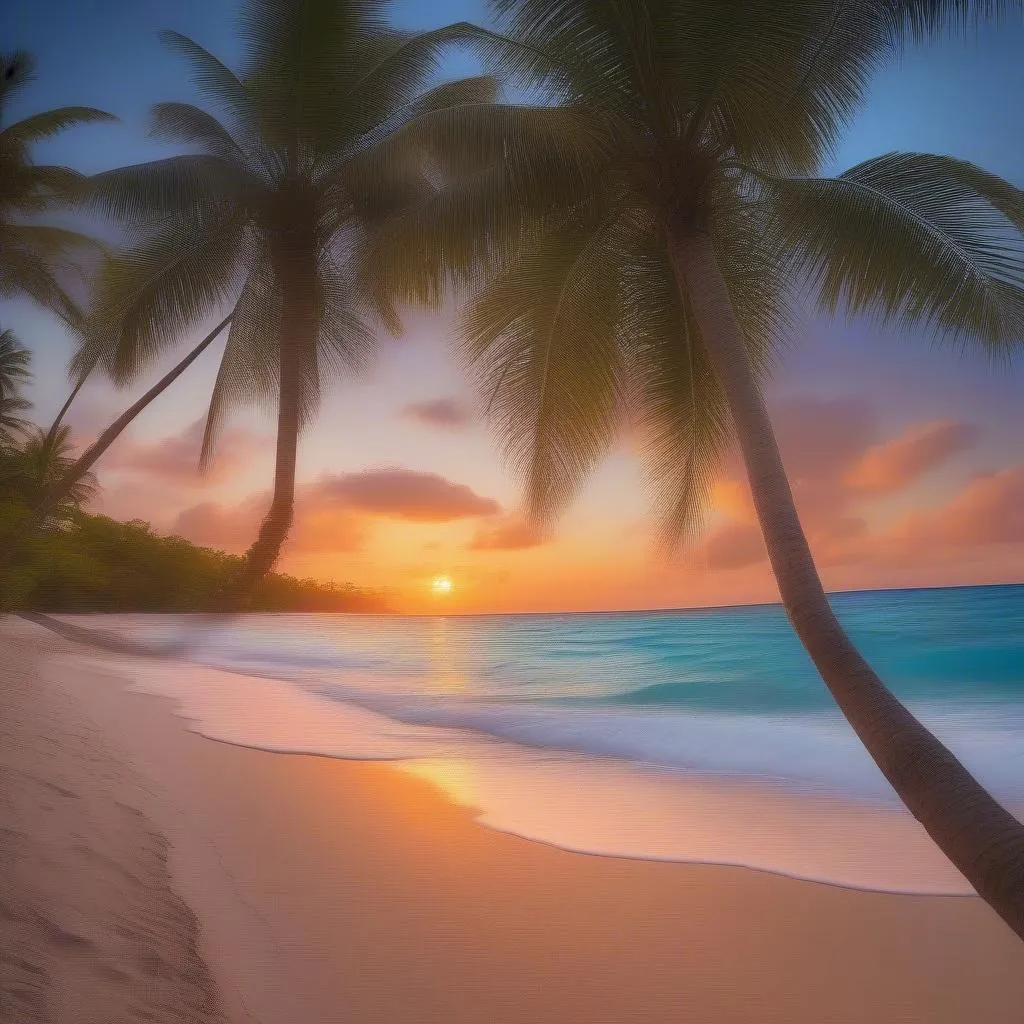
[3, 616, 1023, 1024]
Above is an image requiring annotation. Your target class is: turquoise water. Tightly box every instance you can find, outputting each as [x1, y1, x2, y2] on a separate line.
[83, 584, 1024, 806]
[56, 584, 1022, 893]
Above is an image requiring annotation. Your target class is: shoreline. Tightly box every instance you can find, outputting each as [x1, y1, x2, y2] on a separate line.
[6, 616, 1024, 1023]
[27, 612, 1005, 898]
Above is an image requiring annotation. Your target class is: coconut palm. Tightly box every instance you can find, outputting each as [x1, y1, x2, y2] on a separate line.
[0, 50, 114, 323]
[0, 326, 30, 396]
[0, 326, 32, 443]
[0, 424, 97, 523]
[371, 1, 1024, 935]
[0, 391, 31, 445]
[71, 0, 497, 605]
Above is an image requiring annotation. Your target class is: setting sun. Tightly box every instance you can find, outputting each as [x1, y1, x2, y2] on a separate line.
[431, 575, 454, 596]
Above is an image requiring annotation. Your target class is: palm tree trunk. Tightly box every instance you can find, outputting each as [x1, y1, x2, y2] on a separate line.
[0, 314, 232, 566]
[46, 360, 94, 441]
[230, 241, 316, 606]
[669, 230, 1024, 940]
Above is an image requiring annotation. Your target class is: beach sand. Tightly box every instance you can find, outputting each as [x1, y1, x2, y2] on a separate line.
[3, 617, 1023, 1023]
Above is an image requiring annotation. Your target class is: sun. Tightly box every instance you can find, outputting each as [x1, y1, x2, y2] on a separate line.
[431, 574, 454, 596]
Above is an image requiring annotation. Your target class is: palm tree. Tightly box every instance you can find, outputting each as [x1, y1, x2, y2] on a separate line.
[0, 326, 30, 396]
[378, 1, 1024, 935]
[0, 326, 32, 444]
[76, 0, 498, 606]
[0, 50, 114, 323]
[0, 424, 97, 525]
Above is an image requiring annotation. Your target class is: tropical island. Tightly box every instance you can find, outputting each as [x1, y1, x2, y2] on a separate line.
[2, 0, 1024, 1022]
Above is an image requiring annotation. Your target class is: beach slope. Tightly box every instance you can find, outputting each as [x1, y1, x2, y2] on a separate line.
[3, 617, 1023, 1023]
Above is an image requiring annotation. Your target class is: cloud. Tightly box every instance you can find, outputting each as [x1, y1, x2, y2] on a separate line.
[693, 398, 982, 571]
[171, 492, 367, 555]
[171, 497, 267, 553]
[401, 398, 473, 430]
[106, 418, 268, 485]
[469, 517, 547, 551]
[311, 468, 499, 522]
[772, 396, 876, 483]
[844, 420, 979, 495]
[169, 466, 501, 554]
[700, 523, 766, 570]
[885, 467, 1024, 553]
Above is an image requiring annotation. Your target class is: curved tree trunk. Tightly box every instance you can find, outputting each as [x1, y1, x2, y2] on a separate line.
[45, 359, 95, 441]
[669, 230, 1024, 940]
[0, 314, 232, 569]
[229, 237, 317, 607]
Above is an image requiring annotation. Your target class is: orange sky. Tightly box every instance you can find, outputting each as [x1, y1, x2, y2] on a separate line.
[56, 317, 1023, 615]
[7, 7, 1024, 615]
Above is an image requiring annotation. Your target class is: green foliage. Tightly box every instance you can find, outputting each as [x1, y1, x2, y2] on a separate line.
[419, 0, 1024, 543]
[0, 422, 97, 523]
[78, 1, 501, 587]
[0, 326, 32, 443]
[2, 510, 387, 613]
[0, 50, 115, 326]
[81, 2, 495, 469]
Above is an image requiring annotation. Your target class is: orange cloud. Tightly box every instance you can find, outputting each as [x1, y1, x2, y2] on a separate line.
[106, 418, 268, 485]
[700, 523, 766, 570]
[170, 467, 502, 554]
[312, 468, 499, 522]
[401, 397, 473, 430]
[171, 492, 367, 555]
[885, 466, 1024, 553]
[469, 517, 547, 551]
[694, 402, 982, 573]
[844, 420, 978, 494]
[172, 497, 267, 552]
[772, 396, 875, 483]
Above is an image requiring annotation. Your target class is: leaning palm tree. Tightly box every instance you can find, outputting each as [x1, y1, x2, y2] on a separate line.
[0, 50, 114, 323]
[73, 0, 496, 605]
[369, 1, 1024, 935]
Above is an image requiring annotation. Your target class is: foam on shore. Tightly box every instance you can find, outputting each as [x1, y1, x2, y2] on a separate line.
[50, 652, 996, 897]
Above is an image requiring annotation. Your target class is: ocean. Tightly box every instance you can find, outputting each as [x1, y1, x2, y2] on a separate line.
[56, 583, 1024, 896]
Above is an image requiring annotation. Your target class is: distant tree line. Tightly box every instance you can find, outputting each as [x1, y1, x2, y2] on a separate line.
[0, 505, 387, 613]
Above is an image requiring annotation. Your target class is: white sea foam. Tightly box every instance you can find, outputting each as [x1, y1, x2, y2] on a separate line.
[48, 650, 1024, 896]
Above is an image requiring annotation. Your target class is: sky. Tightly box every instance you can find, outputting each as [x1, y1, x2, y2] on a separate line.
[2, 0, 1023, 614]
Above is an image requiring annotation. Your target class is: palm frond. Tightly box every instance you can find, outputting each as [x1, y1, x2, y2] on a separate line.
[0, 164, 87, 211]
[0, 393, 32, 443]
[314, 256, 377, 385]
[3, 224, 105, 261]
[200, 259, 279, 469]
[894, 0, 1023, 39]
[461, 202, 634, 522]
[150, 102, 249, 165]
[239, 0, 389, 152]
[357, 101, 616, 320]
[769, 152, 1024, 354]
[0, 327, 31, 399]
[86, 213, 250, 384]
[334, 24, 492, 145]
[86, 154, 255, 225]
[0, 106, 116, 147]
[159, 31, 257, 138]
[0, 241, 82, 325]
[0, 51, 37, 109]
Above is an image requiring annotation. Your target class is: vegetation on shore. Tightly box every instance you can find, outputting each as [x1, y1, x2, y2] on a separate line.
[0, 505, 387, 613]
